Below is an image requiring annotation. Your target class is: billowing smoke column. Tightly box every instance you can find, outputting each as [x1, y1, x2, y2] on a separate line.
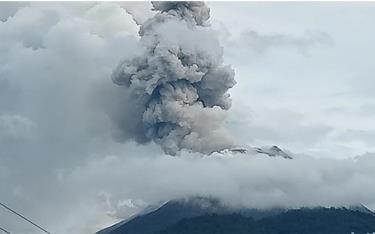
[112, 1, 236, 155]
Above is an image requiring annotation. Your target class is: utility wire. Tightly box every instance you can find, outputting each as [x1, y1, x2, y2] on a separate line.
[0, 225, 10, 234]
[0, 202, 51, 234]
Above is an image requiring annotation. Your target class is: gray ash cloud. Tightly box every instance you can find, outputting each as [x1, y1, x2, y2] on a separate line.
[111, 1, 236, 155]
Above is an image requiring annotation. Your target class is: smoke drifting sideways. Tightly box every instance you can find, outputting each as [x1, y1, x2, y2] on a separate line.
[111, 2, 237, 156]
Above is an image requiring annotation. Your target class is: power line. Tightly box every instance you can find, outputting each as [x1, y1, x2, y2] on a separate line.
[0, 226, 10, 234]
[0, 201, 51, 234]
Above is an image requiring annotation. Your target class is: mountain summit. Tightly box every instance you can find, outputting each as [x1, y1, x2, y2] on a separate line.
[214, 145, 292, 159]
[253, 145, 293, 159]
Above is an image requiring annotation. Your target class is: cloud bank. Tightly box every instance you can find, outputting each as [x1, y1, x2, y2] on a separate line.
[65, 152, 375, 224]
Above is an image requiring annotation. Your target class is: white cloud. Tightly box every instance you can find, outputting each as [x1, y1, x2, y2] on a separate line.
[0, 2, 146, 233]
[58, 152, 375, 230]
[118, 2, 154, 25]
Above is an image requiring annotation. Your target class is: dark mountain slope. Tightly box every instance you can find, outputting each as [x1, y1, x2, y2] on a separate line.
[97, 198, 227, 234]
[160, 208, 375, 234]
[96, 197, 375, 234]
[97, 197, 285, 234]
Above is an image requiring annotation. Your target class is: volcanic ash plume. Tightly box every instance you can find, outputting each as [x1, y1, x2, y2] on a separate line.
[112, 1, 236, 155]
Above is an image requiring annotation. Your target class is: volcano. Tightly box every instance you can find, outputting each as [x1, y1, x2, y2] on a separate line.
[96, 197, 375, 234]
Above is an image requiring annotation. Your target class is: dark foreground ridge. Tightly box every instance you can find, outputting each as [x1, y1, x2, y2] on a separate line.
[96, 197, 375, 234]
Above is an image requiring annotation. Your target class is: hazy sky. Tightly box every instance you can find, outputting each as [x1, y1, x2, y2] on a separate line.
[1, 2, 375, 234]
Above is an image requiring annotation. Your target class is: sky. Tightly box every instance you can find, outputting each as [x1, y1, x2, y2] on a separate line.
[1, 2, 375, 234]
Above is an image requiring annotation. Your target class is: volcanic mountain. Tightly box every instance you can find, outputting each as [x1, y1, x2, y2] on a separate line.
[96, 197, 375, 234]
[96, 146, 375, 234]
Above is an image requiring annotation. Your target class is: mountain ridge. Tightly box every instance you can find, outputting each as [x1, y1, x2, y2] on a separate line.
[213, 145, 293, 159]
